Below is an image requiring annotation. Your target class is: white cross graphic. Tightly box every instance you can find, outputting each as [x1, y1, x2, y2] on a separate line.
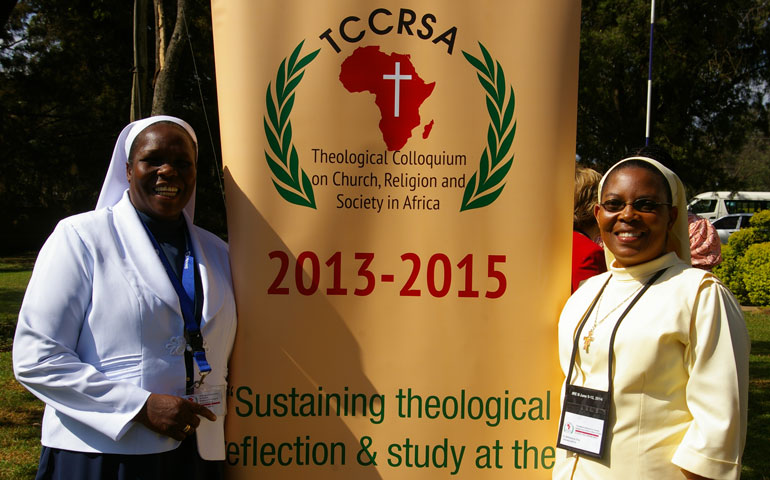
[383, 62, 412, 118]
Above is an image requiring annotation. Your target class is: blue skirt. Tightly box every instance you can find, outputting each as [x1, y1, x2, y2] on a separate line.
[35, 435, 223, 480]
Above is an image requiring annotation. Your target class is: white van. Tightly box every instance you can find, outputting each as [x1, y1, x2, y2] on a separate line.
[687, 191, 770, 220]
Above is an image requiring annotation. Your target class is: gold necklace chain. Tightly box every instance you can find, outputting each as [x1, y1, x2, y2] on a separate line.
[582, 283, 644, 353]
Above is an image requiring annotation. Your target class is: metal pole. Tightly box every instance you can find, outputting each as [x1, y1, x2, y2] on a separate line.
[645, 0, 656, 145]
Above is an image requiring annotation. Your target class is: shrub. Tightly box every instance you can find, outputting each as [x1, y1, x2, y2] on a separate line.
[741, 243, 770, 306]
[714, 244, 746, 300]
[749, 209, 770, 230]
[748, 209, 770, 243]
[727, 228, 761, 255]
[712, 209, 770, 306]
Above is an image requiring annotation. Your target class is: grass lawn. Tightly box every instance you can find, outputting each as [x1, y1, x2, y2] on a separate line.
[744, 310, 770, 480]
[0, 254, 39, 479]
[0, 254, 768, 478]
[0, 351, 40, 479]
[0, 256, 34, 353]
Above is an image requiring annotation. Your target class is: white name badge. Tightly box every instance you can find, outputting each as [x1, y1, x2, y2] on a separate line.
[185, 384, 226, 416]
[556, 384, 609, 458]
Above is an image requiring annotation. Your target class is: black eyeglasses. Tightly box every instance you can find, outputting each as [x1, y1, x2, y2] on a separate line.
[600, 198, 671, 213]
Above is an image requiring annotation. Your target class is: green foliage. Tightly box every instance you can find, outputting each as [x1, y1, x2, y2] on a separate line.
[727, 228, 763, 256]
[578, 0, 770, 194]
[713, 210, 770, 305]
[0, 1, 226, 251]
[713, 243, 746, 300]
[1, 1, 134, 251]
[749, 210, 770, 230]
[2, 0, 770, 244]
[726, 124, 770, 191]
[742, 243, 770, 306]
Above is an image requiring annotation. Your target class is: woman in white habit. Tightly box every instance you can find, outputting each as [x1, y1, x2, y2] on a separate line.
[14, 116, 236, 479]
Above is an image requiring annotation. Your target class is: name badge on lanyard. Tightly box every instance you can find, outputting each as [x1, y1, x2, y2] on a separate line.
[184, 384, 226, 416]
[558, 384, 611, 457]
[141, 221, 212, 391]
[556, 268, 666, 459]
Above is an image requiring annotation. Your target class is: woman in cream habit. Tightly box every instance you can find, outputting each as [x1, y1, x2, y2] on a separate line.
[554, 151, 749, 479]
[14, 116, 236, 479]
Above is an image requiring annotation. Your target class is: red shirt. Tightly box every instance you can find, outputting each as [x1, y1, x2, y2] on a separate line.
[571, 230, 606, 292]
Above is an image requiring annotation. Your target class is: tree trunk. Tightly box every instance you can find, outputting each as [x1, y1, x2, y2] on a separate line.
[151, 0, 187, 115]
[130, 0, 149, 121]
[153, 0, 167, 85]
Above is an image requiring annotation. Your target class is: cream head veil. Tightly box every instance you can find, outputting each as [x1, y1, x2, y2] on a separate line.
[95, 115, 198, 218]
[598, 156, 691, 267]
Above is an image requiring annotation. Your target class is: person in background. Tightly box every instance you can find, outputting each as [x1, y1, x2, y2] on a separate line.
[688, 210, 722, 270]
[13, 116, 237, 480]
[572, 165, 607, 292]
[554, 151, 748, 479]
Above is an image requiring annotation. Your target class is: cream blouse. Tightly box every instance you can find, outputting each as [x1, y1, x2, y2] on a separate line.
[554, 252, 749, 479]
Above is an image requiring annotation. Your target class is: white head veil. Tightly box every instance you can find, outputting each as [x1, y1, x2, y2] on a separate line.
[598, 156, 691, 266]
[95, 115, 198, 219]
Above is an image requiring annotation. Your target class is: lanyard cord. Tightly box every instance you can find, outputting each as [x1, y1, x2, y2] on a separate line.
[140, 221, 212, 391]
[565, 268, 667, 393]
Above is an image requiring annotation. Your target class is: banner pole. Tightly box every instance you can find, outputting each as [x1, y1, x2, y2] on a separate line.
[645, 0, 656, 146]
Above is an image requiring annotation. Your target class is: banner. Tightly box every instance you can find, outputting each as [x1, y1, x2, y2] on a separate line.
[212, 1, 580, 478]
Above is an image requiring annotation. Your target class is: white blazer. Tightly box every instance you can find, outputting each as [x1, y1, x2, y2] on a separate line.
[13, 192, 237, 458]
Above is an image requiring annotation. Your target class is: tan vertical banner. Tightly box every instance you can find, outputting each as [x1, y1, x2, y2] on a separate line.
[212, 1, 580, 478]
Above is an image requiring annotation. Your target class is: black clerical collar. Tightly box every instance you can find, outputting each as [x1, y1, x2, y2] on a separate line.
[135, 208, 188, 281]
[135, 209, 186, 242]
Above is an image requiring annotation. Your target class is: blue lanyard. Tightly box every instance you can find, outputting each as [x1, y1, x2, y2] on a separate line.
[140, 221, 212, 382]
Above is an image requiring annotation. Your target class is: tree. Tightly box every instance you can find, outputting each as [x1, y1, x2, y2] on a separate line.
[0, 0, 224, 251]
[725, 110, 770, 190]
[577, 0, 770, 196]
[2, 0, 769, 250]
[150, 0, 188, 115]
[131, 0, 149, 121]
[132, 0, 195, 118]
[0, 0, 134, 250]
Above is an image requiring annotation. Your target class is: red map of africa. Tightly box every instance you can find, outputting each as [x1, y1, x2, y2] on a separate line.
[339, 46, 435, 151]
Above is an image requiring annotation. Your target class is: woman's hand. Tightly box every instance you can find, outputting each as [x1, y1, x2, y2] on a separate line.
[681, 469, 712, 480]
[133, 393, 217, 441]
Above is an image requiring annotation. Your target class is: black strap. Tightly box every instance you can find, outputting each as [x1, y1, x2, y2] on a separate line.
[565, 268, 668, 392]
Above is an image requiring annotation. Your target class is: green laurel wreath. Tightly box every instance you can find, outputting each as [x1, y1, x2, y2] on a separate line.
[264, 40, 320, 208]
[460, 43, 517, 211]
